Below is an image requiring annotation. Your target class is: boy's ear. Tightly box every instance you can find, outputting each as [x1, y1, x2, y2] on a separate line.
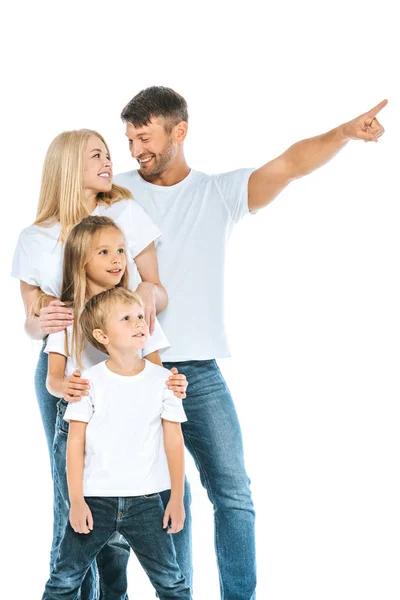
[93, 328, 108, 346]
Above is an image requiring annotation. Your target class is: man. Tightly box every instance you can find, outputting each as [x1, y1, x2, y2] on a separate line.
[114, 86, 387, 600]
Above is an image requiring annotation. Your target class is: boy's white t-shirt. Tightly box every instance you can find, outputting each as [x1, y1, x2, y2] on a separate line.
[45, 322, 170, 381]
[64, 360, 187, 497]
[11, 199, 161, 297]
[113, 169, 255, 361]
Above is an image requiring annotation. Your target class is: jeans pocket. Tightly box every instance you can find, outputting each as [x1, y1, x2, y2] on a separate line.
[142, 492, 160, 500]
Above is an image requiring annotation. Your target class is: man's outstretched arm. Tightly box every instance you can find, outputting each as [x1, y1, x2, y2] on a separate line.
[248, 99, 388, 212]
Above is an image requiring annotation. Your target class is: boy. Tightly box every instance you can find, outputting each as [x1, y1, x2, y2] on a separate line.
[42, 287, 190, 600]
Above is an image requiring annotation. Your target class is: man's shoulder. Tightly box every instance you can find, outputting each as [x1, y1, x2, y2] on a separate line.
[114, 170, 138, 187]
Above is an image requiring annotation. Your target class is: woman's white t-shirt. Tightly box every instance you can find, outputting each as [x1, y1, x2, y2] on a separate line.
[11, 199, 161, 296]
[64, 360, 187, 497]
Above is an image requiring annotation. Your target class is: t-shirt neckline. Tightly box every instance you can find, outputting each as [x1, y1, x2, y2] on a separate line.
[134, 169, 194, 192]
[102, 358, 148, 380]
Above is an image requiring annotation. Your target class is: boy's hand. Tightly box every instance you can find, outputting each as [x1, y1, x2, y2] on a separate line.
[70, 500, 93, 534]
[167, 368, 188, 399]
[62, 370, 90, 402]
[163, 498, 185, 534]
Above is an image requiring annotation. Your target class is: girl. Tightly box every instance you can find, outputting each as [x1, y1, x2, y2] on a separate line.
[11, 129, 188, 600]
[45, 216, 189, 597]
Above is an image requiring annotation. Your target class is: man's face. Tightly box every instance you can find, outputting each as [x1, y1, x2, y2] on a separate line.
[125, 118, 175, 178]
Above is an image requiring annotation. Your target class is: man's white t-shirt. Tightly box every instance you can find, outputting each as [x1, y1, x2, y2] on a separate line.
[45, 324, 170, 382]
[63, 360, 187, 497]
[11, 199, 161, 297]
[114, 169, 255, 361]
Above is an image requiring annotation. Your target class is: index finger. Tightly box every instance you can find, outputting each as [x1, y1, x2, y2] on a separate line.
[366, 99, 388, 118]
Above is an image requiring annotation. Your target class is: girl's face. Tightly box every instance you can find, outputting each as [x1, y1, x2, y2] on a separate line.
[83, 135, 113, 196]
[85, 227, 127, 295]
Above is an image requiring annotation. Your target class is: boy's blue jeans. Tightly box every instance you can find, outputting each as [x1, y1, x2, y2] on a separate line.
[42, 494, 191, 600]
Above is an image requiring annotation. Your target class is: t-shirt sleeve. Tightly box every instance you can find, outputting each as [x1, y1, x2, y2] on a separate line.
[64, 386, 94, 423]
[161, 387, 187, 423]
[124, 200, 162, 258]
[44, 330, 68, 357]
[142, 318, 170, 358]
[11, 231, 40, 286]
[214, 168, 256, 224]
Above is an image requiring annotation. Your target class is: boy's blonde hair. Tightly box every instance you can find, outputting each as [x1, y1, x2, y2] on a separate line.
[60, 216, 130, 362]
[34, 129, 131, 242]
[79, 288, 144, 362]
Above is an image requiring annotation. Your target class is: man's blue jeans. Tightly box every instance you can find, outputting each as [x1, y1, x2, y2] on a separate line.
[42, 495, 191, 600]
[163, 359, 257, 600]
[35, 345, 192, 599]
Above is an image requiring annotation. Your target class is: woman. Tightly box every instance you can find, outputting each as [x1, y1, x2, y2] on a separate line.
[12, 129, 188, 600]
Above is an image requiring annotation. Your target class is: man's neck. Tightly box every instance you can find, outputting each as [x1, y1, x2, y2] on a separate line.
[138, 159, 191, 187]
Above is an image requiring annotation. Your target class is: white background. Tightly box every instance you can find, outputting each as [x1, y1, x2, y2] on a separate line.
[1, 1, 399, 599]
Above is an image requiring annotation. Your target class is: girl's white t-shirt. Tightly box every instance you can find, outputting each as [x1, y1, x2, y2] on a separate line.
[64, 360, 187, 497]
[11, 199, 161, 297]
[45, 322, 170, 383]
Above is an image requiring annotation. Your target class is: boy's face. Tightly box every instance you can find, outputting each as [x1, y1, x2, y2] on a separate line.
[104, 300, 149, 352]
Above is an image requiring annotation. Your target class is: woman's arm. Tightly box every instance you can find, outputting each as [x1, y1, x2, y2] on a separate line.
[67, 421, 93, 534]
[134, 242, 168, 334]
[47, 353, 90, 401]
[162, 420, 185, 534]
[20, 281, 73, 340]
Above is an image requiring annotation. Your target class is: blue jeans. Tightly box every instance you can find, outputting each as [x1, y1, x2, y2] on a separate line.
[42, 495, 191, 600]
[163, 359, 257, 600]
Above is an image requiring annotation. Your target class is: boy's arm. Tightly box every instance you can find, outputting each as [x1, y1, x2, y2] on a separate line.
[162, 420, 185, 534]
[67, 421, 93, 534]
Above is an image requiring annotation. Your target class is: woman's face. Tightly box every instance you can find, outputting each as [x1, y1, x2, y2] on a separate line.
[83, 135, 113, 196]
[85, 227, 127, 294]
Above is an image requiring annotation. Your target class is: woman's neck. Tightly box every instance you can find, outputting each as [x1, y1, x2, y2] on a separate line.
[83, 190, 98, 214]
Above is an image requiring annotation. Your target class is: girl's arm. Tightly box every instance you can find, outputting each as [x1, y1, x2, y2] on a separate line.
[67, 421, 93, 534]
[162, 420, 185, 534]
[47, 353, 90, 401]
[20, 281, 73, 339]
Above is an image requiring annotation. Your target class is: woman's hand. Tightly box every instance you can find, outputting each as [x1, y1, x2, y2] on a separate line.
[70, 499, 93, 534]
[167, 367, 188, 399]
[163, 498, 185, 534]
[39, 299, 74, 335]
[136, 282, 156, 335]
[62, 370, 90, 403]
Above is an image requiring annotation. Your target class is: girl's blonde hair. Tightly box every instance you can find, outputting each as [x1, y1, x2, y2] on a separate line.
[34, 129, 131, 242]
[80, 288, 144, 357]
[60, 216, 130, 365]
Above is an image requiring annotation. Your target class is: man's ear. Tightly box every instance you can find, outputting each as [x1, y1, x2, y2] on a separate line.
[173, 121, 188, 144]
[93, 328, 108, 347]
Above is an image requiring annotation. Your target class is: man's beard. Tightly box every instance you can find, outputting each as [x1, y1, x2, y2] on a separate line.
[138, 138, 174, 178]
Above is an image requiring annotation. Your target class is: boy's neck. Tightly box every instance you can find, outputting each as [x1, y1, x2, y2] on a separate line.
[106, 349, 145, 377]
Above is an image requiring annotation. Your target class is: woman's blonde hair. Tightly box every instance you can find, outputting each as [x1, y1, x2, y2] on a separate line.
[60, 216, 130, 366]
[34, 129, 131, 242]
[80, 288, 144, 358]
